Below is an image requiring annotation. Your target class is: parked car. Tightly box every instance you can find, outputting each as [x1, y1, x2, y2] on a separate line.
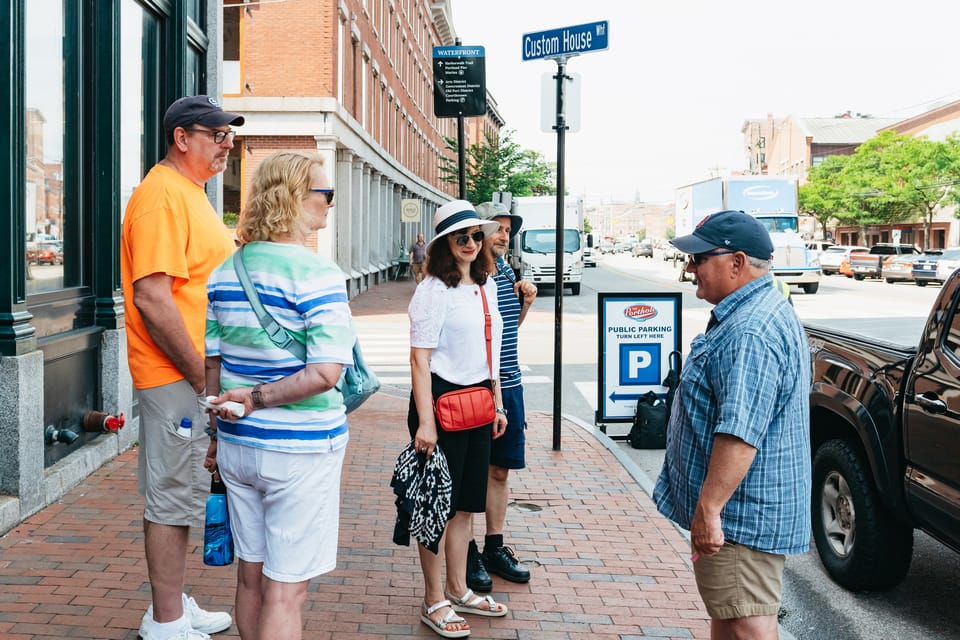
[805, 273, 960, 590]
[881, 253, 916, 284]
[911, 249, 948, 286]
[662, 244, 680, 261]
[820, 245, 865, 276]
[27, 241, 63, 265]
[583, 246, 597, 267]
[805, 240, 835, 259]
[632, 241, 653, 258]
[849, 244, 919, 280]
[935, 247, 960, 283]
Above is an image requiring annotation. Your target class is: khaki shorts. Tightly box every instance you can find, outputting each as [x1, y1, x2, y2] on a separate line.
[693, 541, 785, 619]
[136, 379, 210, 527]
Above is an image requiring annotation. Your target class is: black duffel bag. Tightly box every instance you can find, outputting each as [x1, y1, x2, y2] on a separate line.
[628, 350, 681, 449]
[628, 391, 667, 449]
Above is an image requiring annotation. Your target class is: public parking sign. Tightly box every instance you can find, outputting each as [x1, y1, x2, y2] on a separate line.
[597, 292, 682, 424]
[522, 21, 609, 61]
[432, 46, 486, 118]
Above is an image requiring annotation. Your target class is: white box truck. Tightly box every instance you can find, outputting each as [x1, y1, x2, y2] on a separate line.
[675, 176, 821, 293]
[509, 195, 584, 295]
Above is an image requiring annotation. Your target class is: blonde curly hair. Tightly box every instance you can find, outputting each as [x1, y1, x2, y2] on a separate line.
[237, 151, 326, 243]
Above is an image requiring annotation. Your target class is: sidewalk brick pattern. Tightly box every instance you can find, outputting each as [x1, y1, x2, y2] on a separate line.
[0, 279, 709, 639]
[0, 391, 707, 639]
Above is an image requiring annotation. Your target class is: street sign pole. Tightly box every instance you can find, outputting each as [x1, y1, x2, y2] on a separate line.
[551, 58, 569, 451]
[455, 38, 467, 199]
[521, 20, 608, 451]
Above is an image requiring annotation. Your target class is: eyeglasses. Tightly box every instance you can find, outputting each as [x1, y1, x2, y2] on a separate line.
[453, 230, 485, 247]
[308, 188, 335, 205]
[689, 250, 736, 266]
[184, 128, 237, 144]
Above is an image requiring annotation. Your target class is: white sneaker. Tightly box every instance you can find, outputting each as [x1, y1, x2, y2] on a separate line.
[141, 594, 231, 637]
[138, 612, 210, 640]
[181, 594, 232, 634]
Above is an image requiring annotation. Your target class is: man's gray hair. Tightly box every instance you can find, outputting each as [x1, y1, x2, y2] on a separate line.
[747, 256, 772, 271]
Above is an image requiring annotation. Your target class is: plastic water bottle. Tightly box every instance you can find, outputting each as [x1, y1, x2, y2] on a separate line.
[203, 477, 234, 566]
[177, 417, 193, 438]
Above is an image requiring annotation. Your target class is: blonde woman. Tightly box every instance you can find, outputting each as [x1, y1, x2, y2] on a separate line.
[203, 152, 353, 640]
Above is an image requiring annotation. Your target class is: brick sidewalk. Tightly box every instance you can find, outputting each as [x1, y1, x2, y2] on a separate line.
[0, 391, 708, 639]
[0, 278, 709, 639]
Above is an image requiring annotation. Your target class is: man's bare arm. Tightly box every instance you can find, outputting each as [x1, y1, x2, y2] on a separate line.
[690, 433, 757, 556]
[133, 273, 205, 392]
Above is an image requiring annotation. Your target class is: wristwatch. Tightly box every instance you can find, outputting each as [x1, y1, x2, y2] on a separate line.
[251, 383, 266, 409]
[495, 407, 507, 416]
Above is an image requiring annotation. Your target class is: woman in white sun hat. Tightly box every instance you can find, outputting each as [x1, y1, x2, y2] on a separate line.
[406, 200, 511, 637]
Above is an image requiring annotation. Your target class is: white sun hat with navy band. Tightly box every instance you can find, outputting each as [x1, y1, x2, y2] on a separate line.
[427, 200, 501, 250]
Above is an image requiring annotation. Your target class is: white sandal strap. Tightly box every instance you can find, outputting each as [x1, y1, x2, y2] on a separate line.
[424, 599, 454, 616]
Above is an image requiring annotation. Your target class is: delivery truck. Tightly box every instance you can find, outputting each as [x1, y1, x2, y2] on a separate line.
[674, 176, 821, 293]
[508, 196, 584, 295]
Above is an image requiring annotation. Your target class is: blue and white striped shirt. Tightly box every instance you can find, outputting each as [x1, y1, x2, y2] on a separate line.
[654, 274, 811, 555]
[205, 242, 355, 454]
[493, 257, 522, 390]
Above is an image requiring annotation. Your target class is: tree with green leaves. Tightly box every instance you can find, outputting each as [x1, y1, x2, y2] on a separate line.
[801, 130, 960, 248]
[439, 129, 555, 203]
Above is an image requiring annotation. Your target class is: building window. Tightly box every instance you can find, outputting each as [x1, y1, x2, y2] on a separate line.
[223, 2, 241, 95]
[25, 0, 67, 294]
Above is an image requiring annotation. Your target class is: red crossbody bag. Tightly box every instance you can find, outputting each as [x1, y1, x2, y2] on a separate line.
[434, 285, 496, 431]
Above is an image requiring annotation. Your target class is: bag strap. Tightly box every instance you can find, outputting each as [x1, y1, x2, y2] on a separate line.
[233, 246, 306, 361]
[478, 284, 493, 380]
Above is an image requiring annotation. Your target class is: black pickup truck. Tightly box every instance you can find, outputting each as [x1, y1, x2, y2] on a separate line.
[805, 274, 960, 590]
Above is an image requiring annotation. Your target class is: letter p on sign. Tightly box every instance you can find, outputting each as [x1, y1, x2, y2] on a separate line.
[619, 344, 661, 386]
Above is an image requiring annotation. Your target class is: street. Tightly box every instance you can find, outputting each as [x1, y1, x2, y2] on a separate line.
[353, 253, 960, 640]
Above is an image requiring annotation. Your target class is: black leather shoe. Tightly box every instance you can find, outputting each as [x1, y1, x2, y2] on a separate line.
[466, 539, 493, 592]
[482, 545, 530, 583]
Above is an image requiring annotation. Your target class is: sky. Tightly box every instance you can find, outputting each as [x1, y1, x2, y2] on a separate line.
[451, 0, 960, 204]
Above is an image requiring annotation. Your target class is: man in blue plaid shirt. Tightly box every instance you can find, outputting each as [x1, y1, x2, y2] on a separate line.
[654, 210, 810, 640]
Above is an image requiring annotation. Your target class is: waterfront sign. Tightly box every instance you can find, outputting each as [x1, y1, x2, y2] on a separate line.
[522, 21, 609, 61]
[432, 46, 486, 118]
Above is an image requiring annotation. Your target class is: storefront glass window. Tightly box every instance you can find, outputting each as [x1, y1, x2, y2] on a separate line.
[120, 0, 147, 220]
[24, 0, 66, 294]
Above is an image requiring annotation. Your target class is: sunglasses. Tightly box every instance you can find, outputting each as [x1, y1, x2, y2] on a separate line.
[688, 249, 736, 266]
[308, 188, 335, 205]
[453, 230, 485, 247]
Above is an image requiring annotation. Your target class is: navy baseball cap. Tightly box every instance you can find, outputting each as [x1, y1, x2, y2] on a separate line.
[671, 209, 774, 260]
[163, 95, 244, 134]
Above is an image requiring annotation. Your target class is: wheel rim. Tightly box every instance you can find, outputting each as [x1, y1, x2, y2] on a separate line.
[820, 470, 856, 557]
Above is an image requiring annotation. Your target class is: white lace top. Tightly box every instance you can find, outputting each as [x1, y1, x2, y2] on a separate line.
[408, 275, 503, 385]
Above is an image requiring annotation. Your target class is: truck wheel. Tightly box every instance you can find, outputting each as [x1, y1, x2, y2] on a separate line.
[853, 274, 865, 281]
[812, 439, 913, 590]
[802, 283, 819, 294]
[570, 283, 581, 295]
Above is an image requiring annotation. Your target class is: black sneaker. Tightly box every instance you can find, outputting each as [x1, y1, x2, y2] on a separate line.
[482, 545, 530, 583]
[466, 539, 493, 593]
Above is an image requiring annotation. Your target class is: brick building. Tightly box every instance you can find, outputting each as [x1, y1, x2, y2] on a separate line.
[222, 0, 493, 295]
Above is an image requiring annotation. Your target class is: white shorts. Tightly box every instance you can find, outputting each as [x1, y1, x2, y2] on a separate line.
[217, 439, 346, 583]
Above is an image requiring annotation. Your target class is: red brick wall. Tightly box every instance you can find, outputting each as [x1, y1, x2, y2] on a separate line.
[238, 0, 460, 196]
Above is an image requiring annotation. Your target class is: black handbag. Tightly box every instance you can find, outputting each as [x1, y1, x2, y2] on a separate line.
[628, 351, 681, 449]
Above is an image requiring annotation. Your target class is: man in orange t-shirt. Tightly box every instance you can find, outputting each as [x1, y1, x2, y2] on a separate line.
[120, 95, 242, 640]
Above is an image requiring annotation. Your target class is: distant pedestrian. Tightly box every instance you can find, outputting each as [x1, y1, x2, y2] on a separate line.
[464, 202, 537, 594]
[654, 210, 811, 640]
[120, 94, 241, 640]
[410, 232, 427, 283]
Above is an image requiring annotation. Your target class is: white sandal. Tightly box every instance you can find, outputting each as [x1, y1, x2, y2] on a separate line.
[445, 589, 508, 617]
[421, 600, 471, 638]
